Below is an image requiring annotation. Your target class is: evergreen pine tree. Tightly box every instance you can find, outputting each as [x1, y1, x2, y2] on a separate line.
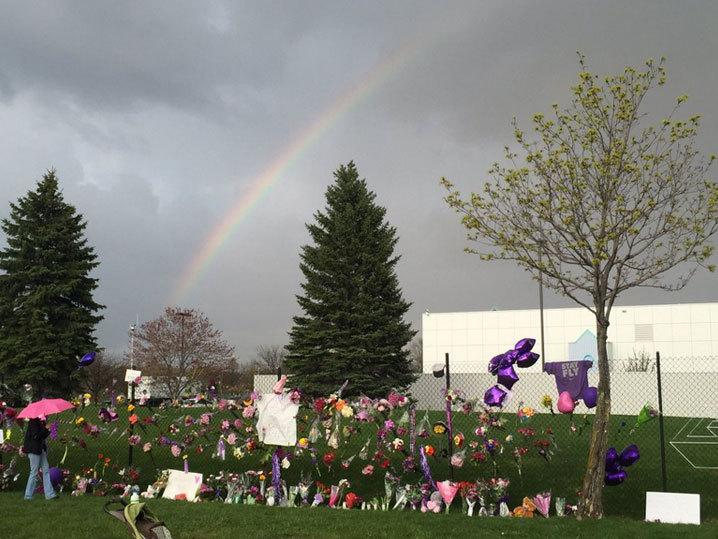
[285, 162, 416, 397]
[0, 170, 104, 397]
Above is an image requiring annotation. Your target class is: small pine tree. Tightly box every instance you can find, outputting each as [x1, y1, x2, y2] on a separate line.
[285, 162, 416, 397]
[0, 170, 104, 397]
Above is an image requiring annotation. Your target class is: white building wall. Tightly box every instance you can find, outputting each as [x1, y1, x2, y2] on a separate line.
[422, 302, 718, 373]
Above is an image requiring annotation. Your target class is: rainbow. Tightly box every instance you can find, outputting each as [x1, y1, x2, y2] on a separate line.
[171, 42, 422, 304]
[170, 7, 473, 304]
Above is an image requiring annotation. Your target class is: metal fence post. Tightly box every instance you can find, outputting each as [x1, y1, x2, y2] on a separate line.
[655, 351, 668, 492]
[277, 366, 282, 381]
[128, 382, 135, 467]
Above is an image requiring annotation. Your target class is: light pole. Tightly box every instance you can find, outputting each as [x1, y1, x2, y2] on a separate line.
[538, 241, 546, 368]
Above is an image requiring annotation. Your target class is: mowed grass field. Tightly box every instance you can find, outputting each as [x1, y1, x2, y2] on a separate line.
[0, 493, 715, 539]
[2, 403, 716, 521]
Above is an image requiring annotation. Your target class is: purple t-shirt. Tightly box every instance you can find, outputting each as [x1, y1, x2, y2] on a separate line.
[543, 361, 593, 399]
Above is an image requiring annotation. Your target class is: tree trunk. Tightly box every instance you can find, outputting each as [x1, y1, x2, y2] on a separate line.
[577, 316, 611, 519]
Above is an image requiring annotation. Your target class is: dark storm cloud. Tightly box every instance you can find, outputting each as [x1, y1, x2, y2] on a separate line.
[0, 1, 716, 361]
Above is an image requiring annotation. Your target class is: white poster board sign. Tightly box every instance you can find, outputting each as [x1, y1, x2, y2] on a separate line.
[124, 369, 142, 383]
[162, 470, 203, 502]
[0, 429, 4, 444]
[645, 492, 700, 525]
[255, 393, 299, 446]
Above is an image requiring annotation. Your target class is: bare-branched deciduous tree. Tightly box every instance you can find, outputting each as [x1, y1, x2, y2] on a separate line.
[442, 55, 718, 518]
[82, 351, 125, 403]
[407, 337, 423, 372]
[253, 344, 286, 374]
[133, 307, 235, 401]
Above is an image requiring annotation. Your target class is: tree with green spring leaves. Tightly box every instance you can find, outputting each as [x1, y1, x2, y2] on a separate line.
[441, 55, 718, 518]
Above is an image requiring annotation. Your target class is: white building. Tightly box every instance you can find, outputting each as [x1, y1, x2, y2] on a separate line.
[422, 302, 718, 373]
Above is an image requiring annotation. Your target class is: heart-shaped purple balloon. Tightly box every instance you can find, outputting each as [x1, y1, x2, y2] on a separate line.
[619, 444, 640, 467]
[604, 469, 627, 486]
[78, 351, 96, 367]
[497, 364, 519, 390]
[581, 386, 598, 408]
[605, 447, 619, 472]
[483, 385, 508, 407]
[514, 338, 536, 354]
[516, 351, 540, 368]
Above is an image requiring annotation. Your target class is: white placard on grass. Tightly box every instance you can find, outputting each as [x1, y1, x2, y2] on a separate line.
[645, 491, 700, 525]
[162, 470, 203, 502]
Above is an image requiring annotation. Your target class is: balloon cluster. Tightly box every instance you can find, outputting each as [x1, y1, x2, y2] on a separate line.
[605, 444, 640, 485]
[483, 338, 540, 407]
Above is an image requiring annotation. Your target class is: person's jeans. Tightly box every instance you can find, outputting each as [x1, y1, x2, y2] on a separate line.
[24, 451, 56, 500]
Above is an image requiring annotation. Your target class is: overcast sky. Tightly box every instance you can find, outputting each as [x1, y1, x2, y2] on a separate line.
[1, 1, 717, 362]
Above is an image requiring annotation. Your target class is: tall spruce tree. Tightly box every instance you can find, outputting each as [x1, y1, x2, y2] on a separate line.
[0, 170, 103, 397]
[285, 162, 416, 397]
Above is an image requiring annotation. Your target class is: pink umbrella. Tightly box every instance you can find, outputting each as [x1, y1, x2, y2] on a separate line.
[17, 399, 75, 420]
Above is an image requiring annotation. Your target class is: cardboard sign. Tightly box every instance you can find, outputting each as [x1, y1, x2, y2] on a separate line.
[645, 491, 700, 525]
[162, 469, 203, 502]
[124, 369, 142, 383]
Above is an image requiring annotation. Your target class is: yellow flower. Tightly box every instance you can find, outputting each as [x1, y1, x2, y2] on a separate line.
[127, 404, 136, 412]
[297, 438, 309, 449]
[83, 393, 92, 400]
[259, 473, 266, 482]
[75, 417, 85, 426]
[432, 422, 447, 435]
[340, 405, 354, 418]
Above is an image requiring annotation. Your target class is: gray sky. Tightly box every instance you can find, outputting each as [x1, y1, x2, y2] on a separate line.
[1, 1, 717, 362]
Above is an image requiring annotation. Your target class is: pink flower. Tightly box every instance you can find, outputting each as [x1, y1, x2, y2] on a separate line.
[221, 420, 230, 431]
[128, 434, 141, 446]
[355, 410, 370, 422]
[142, 443, 152, 453]
[226, 433, 237, 445]
[242, 406, 255, 419]
[361, 465, 374, 476]
[200, 413, 212, 425]
[289, 389, 301, 404]
[384, 419, 395, 431]
[233, 419, 243, 429]
[217, 399, 228, 411]
[171, 445, 182, 458]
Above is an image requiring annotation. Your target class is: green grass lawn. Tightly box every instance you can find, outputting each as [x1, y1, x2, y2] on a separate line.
[0, 492, 715, 539]
[2, 403, 716, 520]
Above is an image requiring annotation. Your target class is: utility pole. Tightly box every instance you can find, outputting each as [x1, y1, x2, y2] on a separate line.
[538, 241, 546, 368]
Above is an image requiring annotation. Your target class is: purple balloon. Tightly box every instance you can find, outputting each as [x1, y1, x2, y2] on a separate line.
[49, 467, 63, 487]
[516, 351, 540, 368]
[605, 469, 627, 486]
[605, 447, 619, 472]
[484, 385, 508, 407]
[582, 386, 598, 408]
[505, 349, 520, 364]
[619, 444, 640, 467]
[497, 364, 519, 390]
[488, 354, 505, 375]
[78, 351, 96, 367]
[514, 338, 536, 354]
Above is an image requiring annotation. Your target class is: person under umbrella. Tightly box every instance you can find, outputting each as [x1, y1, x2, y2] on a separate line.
[18, 398, 74, 500]
[22, 416, 58, 500]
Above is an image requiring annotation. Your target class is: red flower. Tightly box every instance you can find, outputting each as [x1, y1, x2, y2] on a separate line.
[379, 459, 390, 469]
[322, 452, 335, 466]
[471, 451, 487, 462]
[534, 439, 551, 448]
[345, 492, 359, 509]
[313, 398, 326, 414]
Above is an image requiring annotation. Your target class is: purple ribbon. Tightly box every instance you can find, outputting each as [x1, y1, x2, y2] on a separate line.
[49, 421, 59, 440]
[216, 439, 225, 460]
[419, 446, 436, 489]
[183, 458, 189, 473]
[272, 450, 282, 503]
[409, 405, 417, 455]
